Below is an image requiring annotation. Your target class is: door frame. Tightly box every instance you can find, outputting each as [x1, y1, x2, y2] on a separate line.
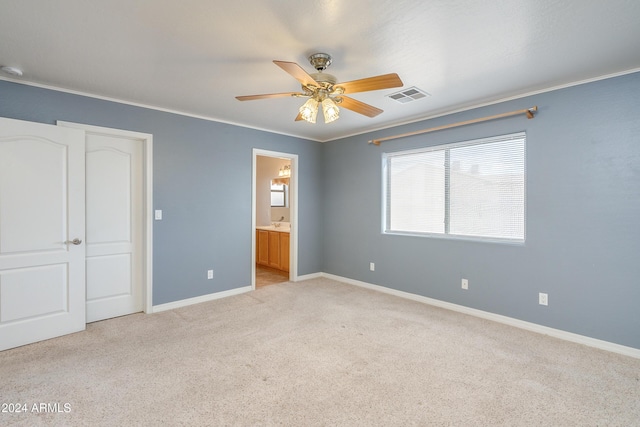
[57, 121, 154, 314]
[252, 149, 298, 289]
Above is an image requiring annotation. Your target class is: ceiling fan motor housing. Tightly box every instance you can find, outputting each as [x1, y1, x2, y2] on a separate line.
[309, 72, 337, 86]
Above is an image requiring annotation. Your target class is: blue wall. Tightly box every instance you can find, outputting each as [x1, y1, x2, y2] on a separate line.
[323, 72, 640, 349]
[2, 72, 639, 350]
[0, 80, 324, 305]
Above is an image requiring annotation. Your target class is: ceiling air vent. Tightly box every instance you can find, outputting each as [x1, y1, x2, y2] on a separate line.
[387, 86, 430, 104]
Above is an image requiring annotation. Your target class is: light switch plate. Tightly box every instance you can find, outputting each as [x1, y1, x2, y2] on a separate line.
[154, 210, 162, 220]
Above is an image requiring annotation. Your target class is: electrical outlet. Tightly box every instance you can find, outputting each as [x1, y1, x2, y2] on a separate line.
[461, 278, 469, 290]
[207, 269, 214, 279]
[539, 292, 548, 306]
[369, 262, 375, 271]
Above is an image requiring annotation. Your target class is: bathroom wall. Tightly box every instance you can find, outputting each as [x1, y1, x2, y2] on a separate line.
[256, 155, 291, 225]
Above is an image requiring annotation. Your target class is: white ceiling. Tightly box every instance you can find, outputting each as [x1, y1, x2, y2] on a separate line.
[1, 0, 639, 142]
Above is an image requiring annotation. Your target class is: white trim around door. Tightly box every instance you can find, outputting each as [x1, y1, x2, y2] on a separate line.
[252, 149, 299, 289]
[57, 121, 154, 315]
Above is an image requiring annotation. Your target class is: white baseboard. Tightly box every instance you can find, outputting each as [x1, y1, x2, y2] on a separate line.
[319, 273, 640, 359]
[295, 272, 323, 282]
[151, 286, 252, 313]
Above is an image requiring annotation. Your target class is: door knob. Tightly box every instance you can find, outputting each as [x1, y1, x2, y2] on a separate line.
[66, 238, 82, 245]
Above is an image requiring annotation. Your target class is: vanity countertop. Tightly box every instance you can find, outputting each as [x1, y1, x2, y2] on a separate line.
[256, 224, 290, 233]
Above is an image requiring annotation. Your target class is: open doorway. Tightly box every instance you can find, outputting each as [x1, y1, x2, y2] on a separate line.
[252, 149, 298, 289]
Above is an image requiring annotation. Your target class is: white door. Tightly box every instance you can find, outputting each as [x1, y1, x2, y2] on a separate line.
[70, 125, 144, 323]
[0, 117, 86, 351]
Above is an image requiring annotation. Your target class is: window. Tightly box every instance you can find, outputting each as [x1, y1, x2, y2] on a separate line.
[270, 182, 287, 207]
[383, 132, 525, 242]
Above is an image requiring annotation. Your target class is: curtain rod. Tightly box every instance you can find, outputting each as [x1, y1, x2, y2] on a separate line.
[368, 106, 538, 145]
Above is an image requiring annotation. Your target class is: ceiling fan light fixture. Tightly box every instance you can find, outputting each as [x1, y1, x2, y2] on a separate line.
[322, 98, 340, 123]
[237, 54, 403, 123]
[299, 98, 318, 123]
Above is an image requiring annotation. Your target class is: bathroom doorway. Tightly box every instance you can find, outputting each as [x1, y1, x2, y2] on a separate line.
[252, 149, 298, 289]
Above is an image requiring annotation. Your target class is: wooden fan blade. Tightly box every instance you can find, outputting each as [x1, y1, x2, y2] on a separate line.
[236, 92, 300, 101]
[338, 96, 383, 118]
[336, 73, 403, 94]
[273, 60, 318, 87]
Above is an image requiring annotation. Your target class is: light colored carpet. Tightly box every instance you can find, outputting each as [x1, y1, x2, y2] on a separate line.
[1, 277, 639, 426]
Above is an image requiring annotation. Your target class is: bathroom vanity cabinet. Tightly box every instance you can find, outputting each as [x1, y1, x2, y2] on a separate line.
[256, 229, 289, 272]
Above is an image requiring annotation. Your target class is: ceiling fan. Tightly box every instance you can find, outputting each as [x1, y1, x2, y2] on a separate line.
[236, 53, 403, 124]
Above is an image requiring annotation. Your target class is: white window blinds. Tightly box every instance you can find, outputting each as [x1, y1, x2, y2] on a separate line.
[384, 132, 525, 242]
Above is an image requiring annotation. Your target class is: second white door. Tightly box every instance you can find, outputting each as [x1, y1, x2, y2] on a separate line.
[60, 122, 145, 323]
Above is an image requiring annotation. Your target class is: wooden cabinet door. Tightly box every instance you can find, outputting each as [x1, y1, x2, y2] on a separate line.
[280, 233, 290, 272]
[257, 230, 269, 266]
[268, 231, 280, 269]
